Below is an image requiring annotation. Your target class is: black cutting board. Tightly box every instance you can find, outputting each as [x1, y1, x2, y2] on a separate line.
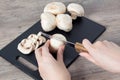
[0, 17, 106, 80]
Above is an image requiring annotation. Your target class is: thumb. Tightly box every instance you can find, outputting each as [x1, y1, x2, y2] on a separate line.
[57, 45, 65, 64]
[42, 40, 50, 56]
[82, 39, 94, 53]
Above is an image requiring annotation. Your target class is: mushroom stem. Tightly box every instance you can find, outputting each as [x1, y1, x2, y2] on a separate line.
[71, 13, 77, 20]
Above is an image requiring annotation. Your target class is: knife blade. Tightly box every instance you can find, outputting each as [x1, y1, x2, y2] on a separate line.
[40, 32, 88, 53]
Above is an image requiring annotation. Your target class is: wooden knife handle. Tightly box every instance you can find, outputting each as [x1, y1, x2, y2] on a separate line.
[75, 42, 88, 53]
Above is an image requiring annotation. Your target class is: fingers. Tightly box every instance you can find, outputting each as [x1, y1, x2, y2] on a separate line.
[80, 52, 96, 64]
[44, 40, 50, 47]
[94, 41, 105, 47]
[57, 45, 65, 64]
[103, 40, 118, 47]
[41, 40, 51, 56]
[35, 48, 42, 64]
[82, 39, 94, 52]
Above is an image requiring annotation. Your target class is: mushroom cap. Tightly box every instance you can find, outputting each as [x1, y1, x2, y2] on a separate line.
[40, 12, 56, 32]
[56, 14, 73, 32]
[50, 34, 67, 53]
[67, 3, 84, 19]
[44, 2, 66, 15]
[17, 39, 34, 54]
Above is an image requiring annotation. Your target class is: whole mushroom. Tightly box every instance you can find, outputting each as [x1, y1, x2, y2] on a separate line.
[50, 33, 67, 53]
[44, 2, 66, 15]
[40, 12, 56, 32]
[67, 3, 84, 20]
[56, 14, 73, 32]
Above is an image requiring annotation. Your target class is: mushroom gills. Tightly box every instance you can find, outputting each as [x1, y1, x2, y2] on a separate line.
[67, 3, 84, 20]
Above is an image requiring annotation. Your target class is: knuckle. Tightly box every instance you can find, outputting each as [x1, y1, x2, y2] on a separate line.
[95, 41, 103, 46]
[103, 40, 109, 43]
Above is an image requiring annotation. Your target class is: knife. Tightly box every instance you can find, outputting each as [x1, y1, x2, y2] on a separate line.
[40, 32, 88, 53]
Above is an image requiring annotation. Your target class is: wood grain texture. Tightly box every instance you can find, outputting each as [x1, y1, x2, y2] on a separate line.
[0, 0, 120, 80]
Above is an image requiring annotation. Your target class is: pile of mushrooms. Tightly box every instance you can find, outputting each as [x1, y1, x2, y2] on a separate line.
[40, 2, 85, 32]
[17, 32, 46, 54]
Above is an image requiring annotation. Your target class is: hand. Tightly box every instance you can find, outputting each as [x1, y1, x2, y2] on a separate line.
[35, 40, 71, 80]
[80, 39, 120, 73]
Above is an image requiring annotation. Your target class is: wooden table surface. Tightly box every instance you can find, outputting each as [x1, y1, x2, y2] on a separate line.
[0, 0, 120, 80]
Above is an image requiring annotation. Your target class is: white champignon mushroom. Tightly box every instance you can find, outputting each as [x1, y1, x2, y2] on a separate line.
[44, 2, 66, 15]
[56, 14, 73, 32]
[28, 34, 40, 49]
[67, 3, 84, 20]
[17, 33, 47, 54]
[37, 32, 46, 45]
[38, 36, 46, 45]
[17, 39, 34, 54]
[28, 34, 38, 43]
[40, 12, 56, 32]
[37, 32, 42, 37]
[50, 33, 67, 53]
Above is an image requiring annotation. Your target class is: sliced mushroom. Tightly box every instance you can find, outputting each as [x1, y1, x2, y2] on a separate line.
[28, 34, 40, 49]
[28, 34, 38, 43]
[17, 39, 34, 54]
[37, 32, 42, 37]
[40, 12, 56, 32]
[44, 2, 66, 15]
[17, 33, 47, 54]
[50, 33, 67, 53]
[56, 14, 72, 32]
[67, 3, 84, 20]
[37, 32, 46, 43]
[37, 32, 46, 45]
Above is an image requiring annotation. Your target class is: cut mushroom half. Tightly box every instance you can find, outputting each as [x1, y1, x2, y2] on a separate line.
[67, 3, 84, 20]
[37, 32, 46, 45]
[28, 34, 40, 49]
[44, 2, 66, 15]
[56, 14, 73, 32]
[40, 12, 57, 32]
[17, 39, 34, 54]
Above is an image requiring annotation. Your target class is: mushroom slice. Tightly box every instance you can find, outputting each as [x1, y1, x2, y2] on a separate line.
[44, 2, 66, 15]
[17, 39, 34, 54]
[28, 34, 38, 42]
[28, 34, 41, 49]
[40, 12, 56, 32]
[37, 36, 46, 45]
[56, 14, 72, 32]
[37, 32, 42, 37]
[67, 3, 84, 20]
[50, 33, 67, 53]
[37, 32, 46, 45]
